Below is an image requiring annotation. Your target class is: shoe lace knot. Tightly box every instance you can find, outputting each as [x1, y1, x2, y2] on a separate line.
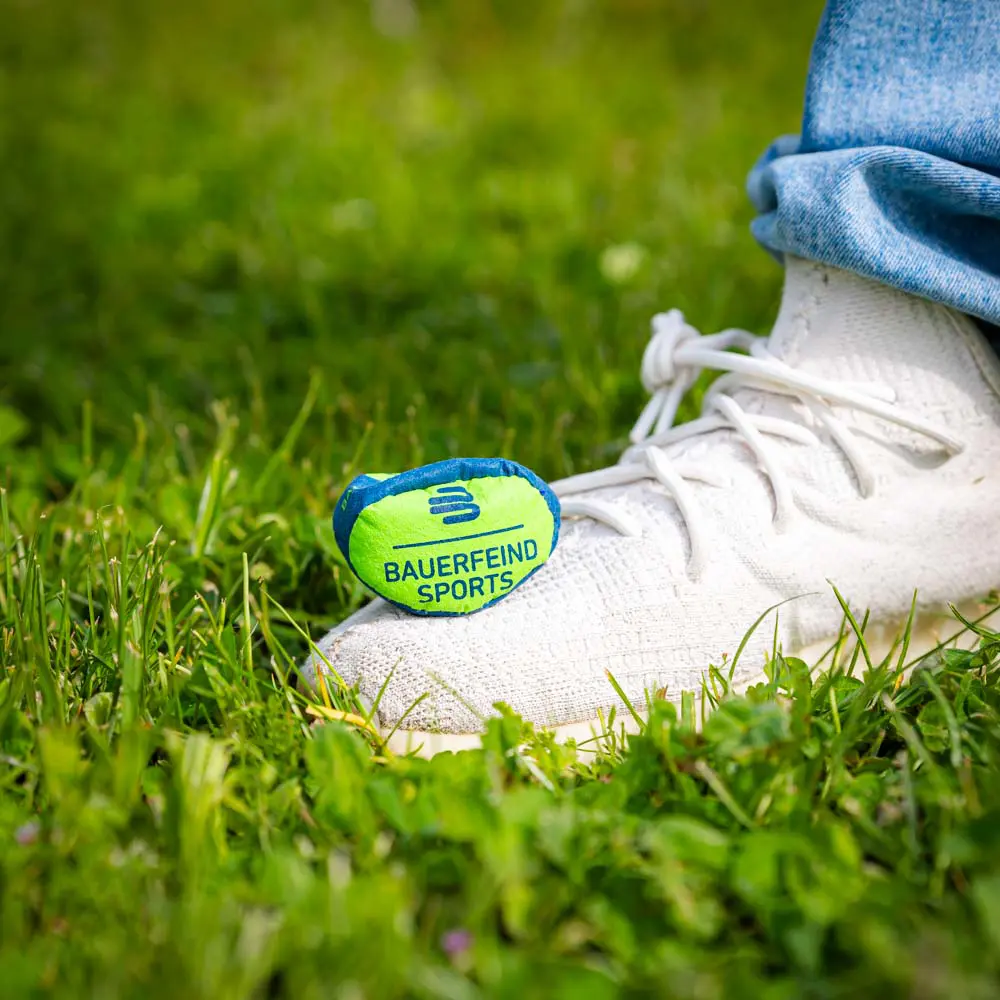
[635, 309, 701, 439]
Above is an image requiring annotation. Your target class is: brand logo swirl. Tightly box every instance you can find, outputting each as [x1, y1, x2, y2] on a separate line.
[428, 485, 480, 525]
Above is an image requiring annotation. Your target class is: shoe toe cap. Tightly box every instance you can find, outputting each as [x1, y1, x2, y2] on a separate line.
[301, 526, 762, 738]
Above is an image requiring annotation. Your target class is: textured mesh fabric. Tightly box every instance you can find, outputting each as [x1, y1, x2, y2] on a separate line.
[305, 258, 1000, 735]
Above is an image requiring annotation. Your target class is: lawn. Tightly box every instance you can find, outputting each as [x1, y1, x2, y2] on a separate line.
[3, 0, 1000, 996]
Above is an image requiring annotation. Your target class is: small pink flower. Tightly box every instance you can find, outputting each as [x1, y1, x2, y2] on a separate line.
[15, 822, 39, 846]
[441, 928, 473, 957]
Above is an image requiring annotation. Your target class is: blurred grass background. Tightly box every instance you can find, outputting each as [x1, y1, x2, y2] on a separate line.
[1, 0, 818, 479]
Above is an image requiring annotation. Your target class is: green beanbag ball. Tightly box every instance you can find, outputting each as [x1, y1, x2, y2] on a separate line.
[333, 458, 561, 615]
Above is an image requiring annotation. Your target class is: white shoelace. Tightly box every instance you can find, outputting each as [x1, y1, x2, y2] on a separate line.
[551, 309, 964, 577]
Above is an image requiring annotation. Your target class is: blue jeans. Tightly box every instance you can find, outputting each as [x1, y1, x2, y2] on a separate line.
[748, 0, 1000, 326]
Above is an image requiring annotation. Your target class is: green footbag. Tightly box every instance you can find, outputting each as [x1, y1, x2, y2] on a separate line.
[333, 458, 560, 615]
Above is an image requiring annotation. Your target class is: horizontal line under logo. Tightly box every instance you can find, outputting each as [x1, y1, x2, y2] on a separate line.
[392, 523, 525, 550]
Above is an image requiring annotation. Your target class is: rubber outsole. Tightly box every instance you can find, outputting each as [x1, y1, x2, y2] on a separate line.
[381, 600, 1000, 758]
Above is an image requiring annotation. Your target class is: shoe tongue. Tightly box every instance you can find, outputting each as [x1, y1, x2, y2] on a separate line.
[764, 257, 1000, 422]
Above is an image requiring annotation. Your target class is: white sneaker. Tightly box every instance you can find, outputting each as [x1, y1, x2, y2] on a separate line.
[304, 257, 1000, 755]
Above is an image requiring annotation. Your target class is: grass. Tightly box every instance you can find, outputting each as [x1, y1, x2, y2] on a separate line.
[4, 0, 1000, 996]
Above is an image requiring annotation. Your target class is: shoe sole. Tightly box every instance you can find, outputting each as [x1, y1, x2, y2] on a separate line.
[382, 599, 1000, 758]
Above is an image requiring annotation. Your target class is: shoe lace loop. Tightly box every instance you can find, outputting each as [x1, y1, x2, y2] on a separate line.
[552, 310, 964, 576]
[633, 309, 701, 441]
